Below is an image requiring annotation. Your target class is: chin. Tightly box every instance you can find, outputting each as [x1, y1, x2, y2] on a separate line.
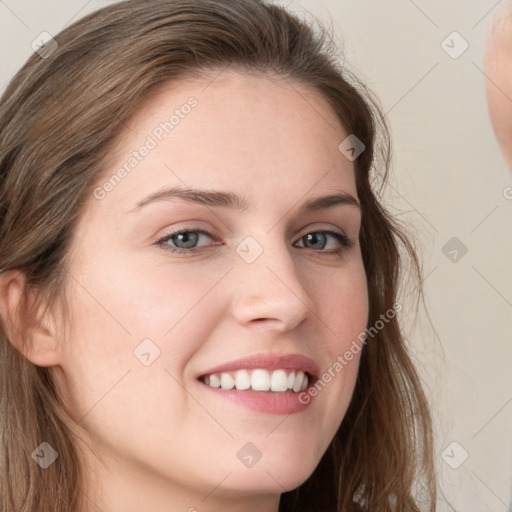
[222, 462, 317, 495]
[221, 439, 324, 494]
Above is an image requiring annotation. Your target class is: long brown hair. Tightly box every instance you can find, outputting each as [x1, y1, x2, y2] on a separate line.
[0, 1, 436, 510]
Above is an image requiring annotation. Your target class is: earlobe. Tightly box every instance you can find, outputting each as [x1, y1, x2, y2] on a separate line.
[0, 270, 62, 367]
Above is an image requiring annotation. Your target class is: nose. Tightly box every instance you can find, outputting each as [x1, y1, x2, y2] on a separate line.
[229, 235, 316, 333]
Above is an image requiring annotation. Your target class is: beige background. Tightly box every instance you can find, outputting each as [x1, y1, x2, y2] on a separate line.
[1, 0, 511, 510]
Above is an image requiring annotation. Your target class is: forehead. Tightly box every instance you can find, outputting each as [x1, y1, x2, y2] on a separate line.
[95, 69, 357, 214]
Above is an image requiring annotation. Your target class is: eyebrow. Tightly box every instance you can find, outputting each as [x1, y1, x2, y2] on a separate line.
[126, 186, 360, 214]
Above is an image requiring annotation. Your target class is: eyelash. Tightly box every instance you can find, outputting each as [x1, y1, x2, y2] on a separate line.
[156, 227, 355, 257]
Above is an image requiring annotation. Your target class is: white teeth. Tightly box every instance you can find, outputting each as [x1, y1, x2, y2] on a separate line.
[202, 368, 311, 393]
[235, 370, 251, 390]
[251, 369, 271, 391]
[292, 371, 305, 392]
[287, 371, 295, 390]
[220, 373, 235, 390]
[270, 369, 289, 392]
[208, 374, 220, 388]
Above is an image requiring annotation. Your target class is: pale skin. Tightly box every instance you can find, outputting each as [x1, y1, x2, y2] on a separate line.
[1, 70, 368, 511]
[485, 7, 512, 171]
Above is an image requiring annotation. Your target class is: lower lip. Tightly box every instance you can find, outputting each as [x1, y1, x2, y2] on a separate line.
[197, 381, 315, 415]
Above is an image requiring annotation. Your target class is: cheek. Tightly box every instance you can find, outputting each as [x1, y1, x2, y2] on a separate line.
[69, 254, 223, 346]
[318, 259, 369, 347]
[59, 255, 224, 402]
[56, 259, 230, 459]
[306, 259, 368, 427]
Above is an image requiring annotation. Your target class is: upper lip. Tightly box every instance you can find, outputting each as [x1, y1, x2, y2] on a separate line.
[196, 353, 320, 380]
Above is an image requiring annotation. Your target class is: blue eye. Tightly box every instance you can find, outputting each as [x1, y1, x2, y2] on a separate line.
[156, 228, 355, 256]
[295, 230, 354, 254]
[157, 229, 216, 253]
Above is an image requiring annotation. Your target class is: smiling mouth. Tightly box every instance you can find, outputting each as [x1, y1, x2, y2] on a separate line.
[198, 368, 314, 393]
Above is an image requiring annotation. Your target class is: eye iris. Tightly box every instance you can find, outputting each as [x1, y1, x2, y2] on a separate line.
[173, 232, 199, 249]
[305, 232, 326, 250]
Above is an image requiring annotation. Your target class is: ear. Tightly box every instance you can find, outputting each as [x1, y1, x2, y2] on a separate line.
[0, 270, 62, 367]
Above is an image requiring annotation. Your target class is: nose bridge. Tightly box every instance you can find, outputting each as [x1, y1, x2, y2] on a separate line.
[230, 231, 316, 328]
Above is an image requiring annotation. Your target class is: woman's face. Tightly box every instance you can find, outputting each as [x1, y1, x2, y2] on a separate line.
[53, 70, 368, 510]
[485, 11, 512, 171]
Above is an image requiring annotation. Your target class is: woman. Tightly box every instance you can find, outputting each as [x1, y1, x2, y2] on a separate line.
[485, 5, 512, 173]
[0, 0, 436, 510]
